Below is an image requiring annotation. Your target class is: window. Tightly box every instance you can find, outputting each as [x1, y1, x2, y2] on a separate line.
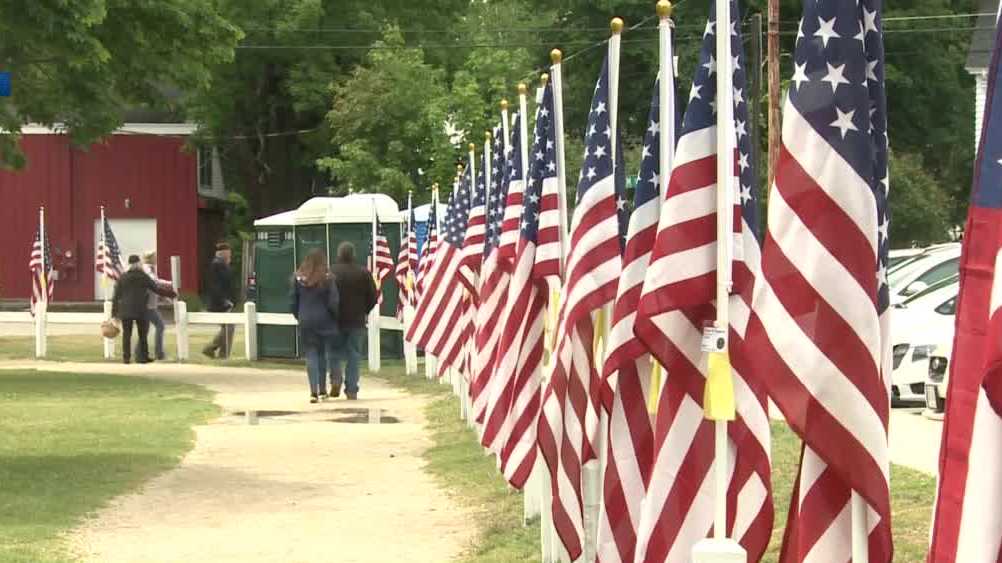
[935, 297, 957, 316]
[198, 146, 212, 190]
[901, 257, 960, 296]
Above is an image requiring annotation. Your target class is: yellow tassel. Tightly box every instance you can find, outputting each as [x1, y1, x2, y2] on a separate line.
[704, 351, 736, 421]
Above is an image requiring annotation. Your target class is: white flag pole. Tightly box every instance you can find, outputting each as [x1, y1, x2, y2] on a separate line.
[693, 0, 744, 559]
[550, 50, 570, 275]
[426, 184, 440, 380]
[100, 206, 115, 359]
[35, 206, 48, 358]
[518, 84, 530, 192]
[404, 190, 418, 375]
[501, 99, 511, 156]
[368, 197, 381, 373]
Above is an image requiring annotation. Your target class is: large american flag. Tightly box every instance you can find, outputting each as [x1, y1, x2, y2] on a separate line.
[406, 164, 475, 371]
[29, 225, 53, 315]
[597, 72, 674, 563]
[632, 2, 773, 560]
[487, 85, 562, 488]
[472, 122, 512, 426]
[538, 56, 624, 559]
[370, 213, 394, 306]
[96, 218, 123, 281]
[741, 0, 892, 559]
[458, 151, 487, 297]
[479, 113, 527, 443]
[928, 11, 1002, 562]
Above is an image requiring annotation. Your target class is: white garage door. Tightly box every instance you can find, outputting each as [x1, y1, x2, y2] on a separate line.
[94, 218, 157, 300]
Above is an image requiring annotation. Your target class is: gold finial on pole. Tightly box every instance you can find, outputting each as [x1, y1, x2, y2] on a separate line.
[656, 0, 672, 17]
[551, 49, 563, 64]
[540, 73, 549, 85]
[517, 82, 528, 96]
[468, 142, 476, 152]
[611, 17, 625, 34]
[485, 130, 492, 141]
[501, 99, 509, 110]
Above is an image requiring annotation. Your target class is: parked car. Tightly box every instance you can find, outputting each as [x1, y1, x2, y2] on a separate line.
[889, 247, 924, 269]
[925, 344, 952, 413]
[888, 244, 961, 305]
[890, 275, 958, 403]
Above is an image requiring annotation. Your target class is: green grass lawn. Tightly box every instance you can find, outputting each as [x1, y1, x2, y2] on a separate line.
[0, 332, 299, 371]
[0, 370, 217, 562]
[379, 365, 937, 562]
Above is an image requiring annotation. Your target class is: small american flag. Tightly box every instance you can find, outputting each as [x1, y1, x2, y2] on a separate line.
[406, 165, 475, 372]
[416, 198, 438, 303]
[29, 226, 53, 315]
[471, 121, 512, 426]
[741, 0, 891, 559]
[458, 151, 487, 298]
[538, 55, 624, 559]
[395, 208, 418, 320]
[371, 214, 394, 306]
[96, 218, 123, 281]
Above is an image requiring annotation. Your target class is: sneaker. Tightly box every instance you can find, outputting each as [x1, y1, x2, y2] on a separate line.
[346, 393, 358, 401]
[310, 394, 319, 404]
[201, 348, 215, 359]
[329, 383, 342, 398]
[123, 358, 131, 365]
[319, 393, 328, 401]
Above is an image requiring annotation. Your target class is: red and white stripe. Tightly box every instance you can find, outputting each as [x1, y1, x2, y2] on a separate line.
[394, 239, 409, 320]
[29, 234, 52, 315]
[596, 192, 659, 563]
[459, 184, 487, 298]
[471, 247, 511, 425]
[742, 101, 890, 562]
[538, 176, 621, 560]
[407, 239, 467, 369]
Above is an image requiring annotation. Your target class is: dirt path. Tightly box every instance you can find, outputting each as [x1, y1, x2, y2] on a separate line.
[1, 361, 473, 563]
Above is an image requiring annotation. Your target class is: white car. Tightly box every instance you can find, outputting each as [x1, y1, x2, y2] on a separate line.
[887, 244, 961, 305]
[890, 276, 958, 403]
[889, 247, 924, 269]
[925, 344, 952, 413]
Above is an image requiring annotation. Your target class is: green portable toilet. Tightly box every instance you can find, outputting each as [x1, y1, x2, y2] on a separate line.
[253, 194, 404, 359]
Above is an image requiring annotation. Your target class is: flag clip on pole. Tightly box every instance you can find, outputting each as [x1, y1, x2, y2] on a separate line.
[369, 197, 381, 373]
[693, 0, 744, 559]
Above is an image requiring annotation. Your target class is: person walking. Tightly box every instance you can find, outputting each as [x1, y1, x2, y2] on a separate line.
[135, 251, 172, 361]
[329, 242, 378, 400]
[291, 249, 340, 403]
[203, 242, 235, 359]
[112, 255, 159, 364]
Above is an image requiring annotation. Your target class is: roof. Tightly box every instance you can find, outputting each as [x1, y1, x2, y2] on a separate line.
[404, 203, 448, 223]
[967, 0, 999, 71]
[21, 123, 197, 136]
[254, 194, 402, 227]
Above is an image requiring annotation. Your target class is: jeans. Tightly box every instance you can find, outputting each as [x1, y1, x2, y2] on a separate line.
[135, 309, 165, 360]
[303, 332, 336, 396]
[330, 327, 365, 395]
[206, 324, 235, 358]
[122, 318, 151, 362]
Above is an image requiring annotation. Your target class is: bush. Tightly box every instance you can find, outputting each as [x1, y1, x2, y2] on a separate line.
[179, 292, 204, 312]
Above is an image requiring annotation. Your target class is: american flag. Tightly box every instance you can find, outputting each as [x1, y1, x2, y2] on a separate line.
[458, 151, 487, 297]
[485, 85, 562, 488]
[29, 225, 53, 315]
[631, 2, 774, 560]
[370, 213, 394, 306]
[395, 208, 418, 319]
[406, 164, 475, 371]
[597, 72, 674, 563]
[478, 113, 527, 438]
[741, 0, 891, 560]
[471, 122, 512, 426]
[928, 10, 1002, 563]
[416, 197, 439, 303]
[96, 218, 123, 281]
[537, 56, 624, 559]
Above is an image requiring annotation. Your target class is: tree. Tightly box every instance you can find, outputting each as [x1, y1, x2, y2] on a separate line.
[0, 0, 241, 167]
[888, 151, 953, 247]
[317, 27, 455, 204]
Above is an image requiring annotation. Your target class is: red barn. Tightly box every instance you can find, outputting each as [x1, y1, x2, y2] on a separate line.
[0, 123, 226, 304]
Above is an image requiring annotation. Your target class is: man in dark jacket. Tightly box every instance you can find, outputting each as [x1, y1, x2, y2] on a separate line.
[203, 242, 235, 359]
[112, 255, 158, 364]
[329, 242, 378, 399]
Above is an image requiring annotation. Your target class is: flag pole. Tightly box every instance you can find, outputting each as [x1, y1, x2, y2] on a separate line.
[36, 206, 47, 357]
[517, 84, 530, 196]
[99, 206, 115, 359]
[369, 197, 381, 373]
[550, 50, 569, 275]
[694, 0, 743, 558]
[650, 0, 676, 413]
[405, 190, 417, 375]
[426, 183, 440, 381]
[501, 99, 511, 156]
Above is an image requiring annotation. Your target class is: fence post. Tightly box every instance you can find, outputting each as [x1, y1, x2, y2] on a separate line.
[175, 300, 189, 361]
[244, 302, 258, 361]
[103, 300, 115, 359]
[34, 302, 47, 358]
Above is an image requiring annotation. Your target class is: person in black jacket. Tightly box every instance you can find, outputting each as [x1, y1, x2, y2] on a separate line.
[112, 255, 159, 364]
[202, 242, 235, 359]
[329, 242, 378, 400]
[291, 249, 340, 403]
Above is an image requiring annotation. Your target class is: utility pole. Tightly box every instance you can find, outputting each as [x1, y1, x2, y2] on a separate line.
[767, 0, 781, 189]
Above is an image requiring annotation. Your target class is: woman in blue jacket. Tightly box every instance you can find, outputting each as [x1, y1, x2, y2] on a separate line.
[291, 249, 340, 403]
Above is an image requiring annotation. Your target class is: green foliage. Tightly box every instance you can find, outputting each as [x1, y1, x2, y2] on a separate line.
[888, 151, 953, 247]
[0, 0, 240, 168]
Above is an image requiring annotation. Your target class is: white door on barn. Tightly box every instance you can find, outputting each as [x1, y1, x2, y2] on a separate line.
[93, 218, 157, 300]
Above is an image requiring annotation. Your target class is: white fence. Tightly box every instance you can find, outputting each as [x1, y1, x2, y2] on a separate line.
[2, 301, 403, 362]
